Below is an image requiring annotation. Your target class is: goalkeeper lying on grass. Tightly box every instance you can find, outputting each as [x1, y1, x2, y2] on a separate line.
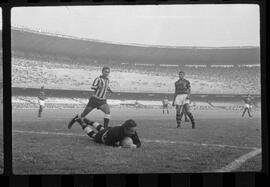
[68, 117, 141, 148]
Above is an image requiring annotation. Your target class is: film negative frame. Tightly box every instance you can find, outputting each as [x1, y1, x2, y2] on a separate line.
[0, 0, 268, 186]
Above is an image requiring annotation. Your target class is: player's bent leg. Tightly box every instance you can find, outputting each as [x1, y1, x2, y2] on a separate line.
[68, 106, 95, 129]
[83, 118, 104, 131]
[38, 106, 43, 118]
[248, 109, 252, 117]
[75, 119, 97, 139]
[183, 105, 190, 122]
[176, 105, 183, 128]
[242, 108, 247, 117]
[99, 104, 111, 128]
[185, 104, 195, 128]
[83, 125, 97, 139]
[80, 106, 95, 119]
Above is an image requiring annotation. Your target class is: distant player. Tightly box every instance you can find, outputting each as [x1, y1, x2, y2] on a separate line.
[38, 86, 46, 118]
[135, 100, 139, 109]
[68, 67, 113, 128]
[162, 96, 169, 114]
[242, 94, 253, 118]
[172, 71, 195, 128]
[68, 117, 141, 148]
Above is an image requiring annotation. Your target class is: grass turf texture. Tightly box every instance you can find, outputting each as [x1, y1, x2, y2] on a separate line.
[12, 108, 261, 174]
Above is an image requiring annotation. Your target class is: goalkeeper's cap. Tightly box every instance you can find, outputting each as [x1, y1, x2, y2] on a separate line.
[122, 119, 137, 129]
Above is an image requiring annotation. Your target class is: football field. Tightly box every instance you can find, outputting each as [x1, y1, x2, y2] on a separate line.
[12, 107, 261, 174]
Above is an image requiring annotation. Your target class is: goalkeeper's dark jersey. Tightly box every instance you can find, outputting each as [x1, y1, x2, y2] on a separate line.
[94, 126, 141, 147]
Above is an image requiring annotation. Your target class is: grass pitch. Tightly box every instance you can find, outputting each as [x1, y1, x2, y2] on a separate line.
[12, 107, 261, 174]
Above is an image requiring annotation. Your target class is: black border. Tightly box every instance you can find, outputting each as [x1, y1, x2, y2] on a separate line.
[0, 0, 268, 187]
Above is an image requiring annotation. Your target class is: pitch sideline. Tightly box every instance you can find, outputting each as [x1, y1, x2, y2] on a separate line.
[215, 148, 261, 172]
[13, 129, 259, 150]
[13, 129, 261, 172]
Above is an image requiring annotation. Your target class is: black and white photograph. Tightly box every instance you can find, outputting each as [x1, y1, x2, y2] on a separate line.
[11, 5, 261, 174]
[0, 8, 3, 174]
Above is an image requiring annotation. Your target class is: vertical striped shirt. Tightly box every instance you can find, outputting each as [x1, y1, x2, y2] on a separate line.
[91, 76, 111, 100]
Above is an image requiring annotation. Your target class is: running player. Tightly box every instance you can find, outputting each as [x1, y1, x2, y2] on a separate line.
[68, 67, 113, 128]
[162, 96, 169, 114]
[68, 117, 141, 148]
[172, 71, 195, 128]
[242, 94, 253, 117]
[38, 86, 46, 118]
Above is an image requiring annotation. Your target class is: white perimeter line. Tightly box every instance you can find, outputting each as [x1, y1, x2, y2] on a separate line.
[13, 130, 259, 150]
[215, 148, 262, 172]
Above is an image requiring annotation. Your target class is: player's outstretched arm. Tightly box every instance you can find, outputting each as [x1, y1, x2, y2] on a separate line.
[107, 87, 113, 94]
[91, 77, 100, 90]
[132, 132, 141, 148]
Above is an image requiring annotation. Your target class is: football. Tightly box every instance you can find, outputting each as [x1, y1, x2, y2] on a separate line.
[120, 137, 136, 148]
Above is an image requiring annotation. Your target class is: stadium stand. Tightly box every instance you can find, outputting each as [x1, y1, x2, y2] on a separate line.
[12, 56, 260, 94]
[10, 27, 260, 95]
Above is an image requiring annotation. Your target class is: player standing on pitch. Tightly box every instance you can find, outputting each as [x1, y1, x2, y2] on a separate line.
[38, 86, 46, 118]
[69, 117, 141, 148]
[162, 96, 169, 114]
[68, 67, 113, 129]
[242, 94, 253, 118]
[172, 71, 195, 128]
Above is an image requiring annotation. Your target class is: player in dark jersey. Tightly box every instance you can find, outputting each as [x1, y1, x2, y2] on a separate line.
[69, 117, 141, 148]
[38, 86, 46, 118]
[162, 96, 169, 114]
[135, 100, 139, 109]
[242, 94, 253, 117]
[172, 71, 195, 128]
[68, 67, 113, 128]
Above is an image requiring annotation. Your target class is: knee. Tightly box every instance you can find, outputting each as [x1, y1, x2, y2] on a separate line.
[104, 105, 110, 114]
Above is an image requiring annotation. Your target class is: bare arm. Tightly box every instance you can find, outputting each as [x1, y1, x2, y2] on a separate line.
[186, 80, 191, 97]
[91, 77, 100, 90]
[107, 86, 113, 94]
[132, 131, 141, 148]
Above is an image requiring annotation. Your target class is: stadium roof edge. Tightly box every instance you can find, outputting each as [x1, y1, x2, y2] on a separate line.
[10, 27, 259, 50]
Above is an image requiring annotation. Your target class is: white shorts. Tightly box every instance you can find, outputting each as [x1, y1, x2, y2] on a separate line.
[184, 99, 191, 105]
[39, 100, 45, 107]
[174, 94, 188, 106]
[244, 104, 252, 109]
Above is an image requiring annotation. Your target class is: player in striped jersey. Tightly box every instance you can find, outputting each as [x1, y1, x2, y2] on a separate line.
[68, 67, 113, 129]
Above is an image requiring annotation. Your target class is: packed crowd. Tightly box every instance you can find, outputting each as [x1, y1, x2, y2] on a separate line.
[12, 96, 252, 111]
[12, 56, 260, 94]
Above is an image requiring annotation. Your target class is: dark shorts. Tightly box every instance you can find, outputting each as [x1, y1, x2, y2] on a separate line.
[163, 104, 168, 108]
[87, 96, 107, 109]
[94, 128, 111, 144]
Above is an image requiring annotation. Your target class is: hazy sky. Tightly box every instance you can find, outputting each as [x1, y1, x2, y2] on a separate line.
[11, 5, 260, 47]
